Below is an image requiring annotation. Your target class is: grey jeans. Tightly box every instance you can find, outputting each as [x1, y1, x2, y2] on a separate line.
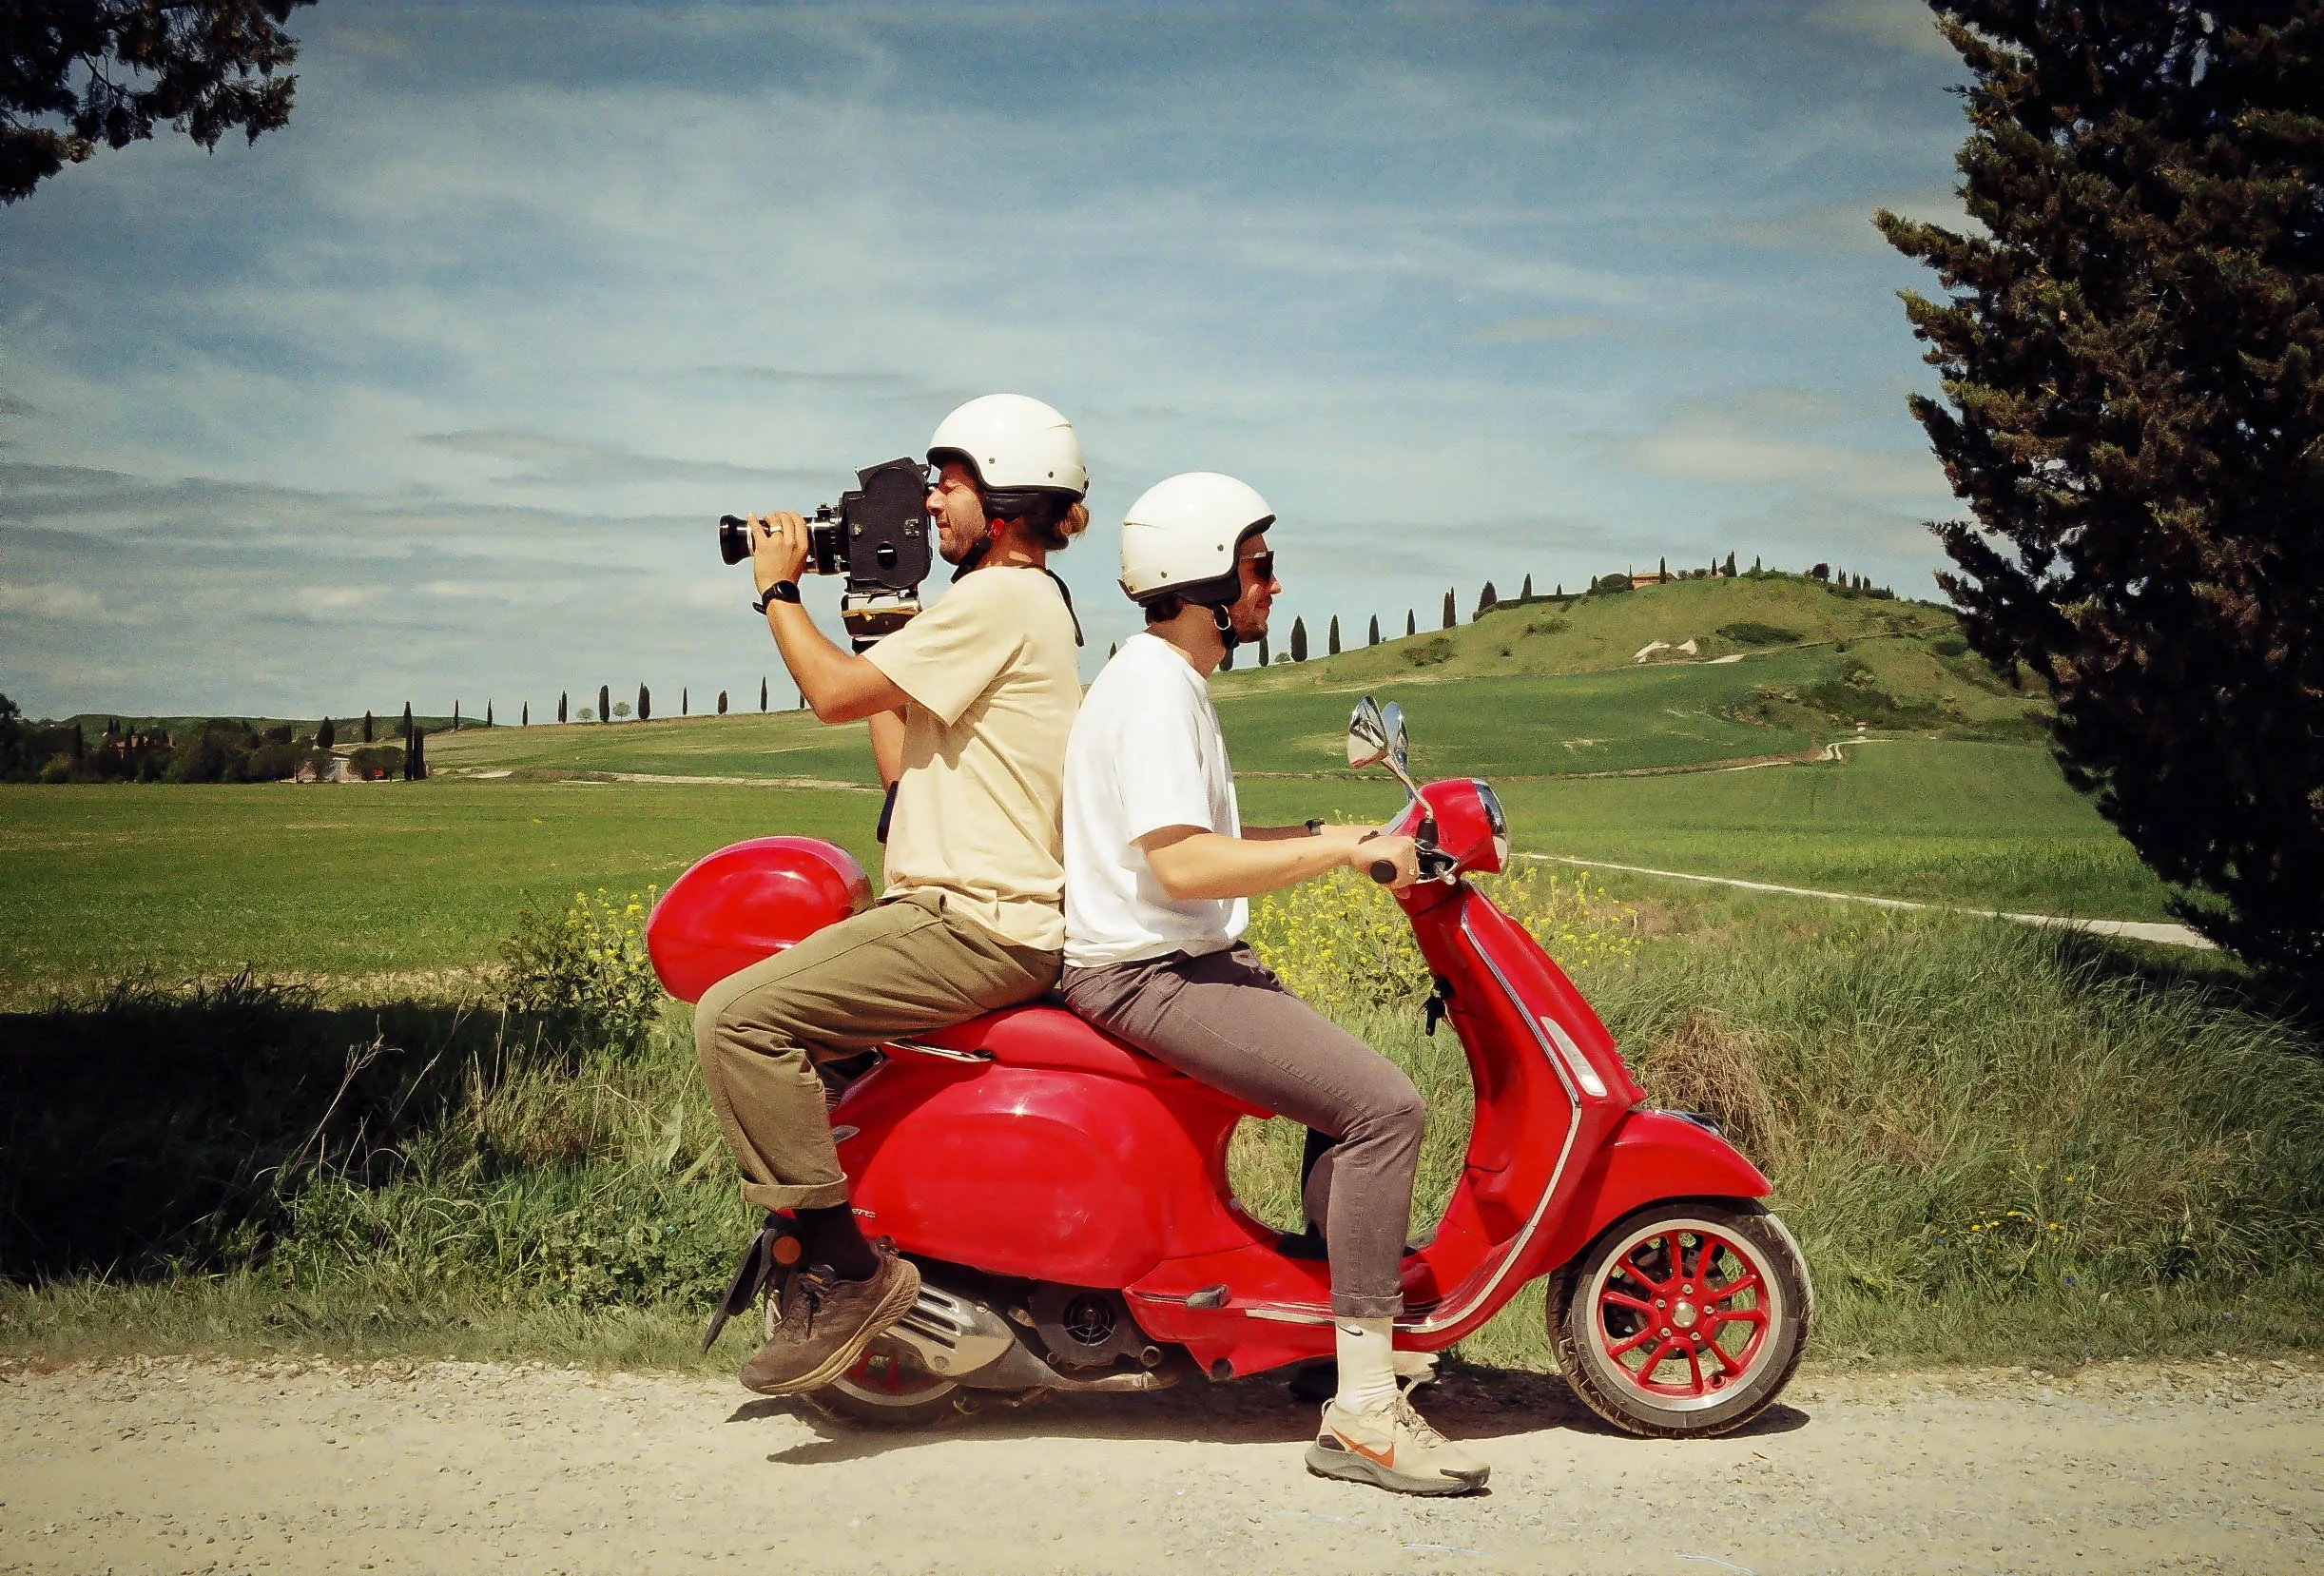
[1061, 944, 1423, 1319]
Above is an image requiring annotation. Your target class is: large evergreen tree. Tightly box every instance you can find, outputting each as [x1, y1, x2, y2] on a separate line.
[1, 1, 314, 204]
[1327, 615, 1340, 655]
[1878, 1, 2324, 974]
[637, 683, 650, 722]
[1289, 616, 1308, 661]
[558, 691, 567, 724]
[361, 710, 373, 743]
[760, 676, 768, 712]
[1405, 609, 1417, 637]
[598, 684, 610, 724]
[315, 715, 333, 749]
[1441, 590, 1456, 630]
[1368, 613, 1381, 647]
[1476, 580, 1499, 617]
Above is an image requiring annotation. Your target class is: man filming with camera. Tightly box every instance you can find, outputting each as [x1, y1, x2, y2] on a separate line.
[694, 394, 1088, 1396]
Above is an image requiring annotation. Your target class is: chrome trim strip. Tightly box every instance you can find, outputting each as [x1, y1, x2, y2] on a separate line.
[1242, 1305, 1335, 1326]
[1539, 1015, 1608, 1098]
[1397, 906, 1585, 1334]
[888, 1039, 994, 1063]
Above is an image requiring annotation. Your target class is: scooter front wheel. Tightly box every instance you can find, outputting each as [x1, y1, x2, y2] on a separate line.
[1549, 1200, 1811, 1438]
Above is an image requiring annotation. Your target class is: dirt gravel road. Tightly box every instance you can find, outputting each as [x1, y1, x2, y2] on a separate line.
[3, 1355, 2319, 1574]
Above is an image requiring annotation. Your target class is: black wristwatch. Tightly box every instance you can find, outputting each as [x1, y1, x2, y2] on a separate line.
[753, 581, 801, 613]
[1305, 818, 1327, 837]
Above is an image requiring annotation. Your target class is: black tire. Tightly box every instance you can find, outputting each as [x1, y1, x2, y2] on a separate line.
[1548, 1199, 1811, 1438]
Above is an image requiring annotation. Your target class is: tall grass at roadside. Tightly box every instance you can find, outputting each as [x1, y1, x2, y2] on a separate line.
[6, 881, 2320, 1372]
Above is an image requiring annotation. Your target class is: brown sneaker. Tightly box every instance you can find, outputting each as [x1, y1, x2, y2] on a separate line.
[740, 1245, 922, 1397]
[1305, 1392, 1489, 1496]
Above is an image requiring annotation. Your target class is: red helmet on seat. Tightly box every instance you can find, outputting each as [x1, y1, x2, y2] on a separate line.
[646, 837, 874, 1002]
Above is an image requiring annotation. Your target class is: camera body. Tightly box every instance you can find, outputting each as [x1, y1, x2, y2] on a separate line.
[719, 457, 933, 650]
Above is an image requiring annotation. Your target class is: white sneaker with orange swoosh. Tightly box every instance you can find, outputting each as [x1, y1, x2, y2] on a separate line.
[1305, 1391, 1490, 1495]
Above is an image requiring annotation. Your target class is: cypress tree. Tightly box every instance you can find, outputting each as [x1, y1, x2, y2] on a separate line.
[558, 691, 568, 723]
[1877, 0, 2324, 972]
[1289, 617, 1308, 661]
[1476, 581, 1499, 617]
[1752, 555, 1762, 574]
[1520, 574, 1533, 600]
[598, 685, 610, 725]
[452, 700, 460, 731]
[400, 701, 413, 741]
[638, 684, 650, 722]
[317, 716, 335, 749]
[1257, 632, 1270, 666]
[760, 677, 768, 712]
[1327, 615, 1340, 655]
[361, 710, 373, 744]
[522, 702, 529, 728]
[1657, 555, 1668, 583]
[1108, 642, 1116, 658]
[1405, 610, 1416, 637]
[682, 687, 688, 716]
[718, 691, 728, 714]
[485, 701, 493, 728]
[405, 727, 427, 780]
[1441, 590, 1456, 630]
[1367, 614, 1380, 647]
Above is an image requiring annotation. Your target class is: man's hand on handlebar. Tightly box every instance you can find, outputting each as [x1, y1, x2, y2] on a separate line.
[748, 512, 812, 595]
[1352, 831, 1422, 891]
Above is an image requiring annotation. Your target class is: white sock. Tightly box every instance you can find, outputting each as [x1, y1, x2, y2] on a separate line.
[1333, 1317, 1398, 1414]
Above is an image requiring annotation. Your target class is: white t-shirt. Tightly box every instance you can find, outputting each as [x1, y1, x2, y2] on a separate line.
[1062, 632, 1245, 968]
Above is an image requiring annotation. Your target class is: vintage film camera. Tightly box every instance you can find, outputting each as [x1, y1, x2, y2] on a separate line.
[718, 457, 932, 650]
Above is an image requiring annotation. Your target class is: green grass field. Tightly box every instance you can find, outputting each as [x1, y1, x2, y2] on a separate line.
[0, 780, 881, 1005]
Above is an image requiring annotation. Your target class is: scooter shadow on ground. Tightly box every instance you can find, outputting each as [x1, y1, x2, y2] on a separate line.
[728, 1364, 1811, 1468]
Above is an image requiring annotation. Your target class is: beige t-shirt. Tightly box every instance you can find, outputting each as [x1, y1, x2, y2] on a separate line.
[862, 566, 1081, 951]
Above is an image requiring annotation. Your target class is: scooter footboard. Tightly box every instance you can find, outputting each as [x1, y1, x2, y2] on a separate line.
[1528, 1108, 1772, 1277]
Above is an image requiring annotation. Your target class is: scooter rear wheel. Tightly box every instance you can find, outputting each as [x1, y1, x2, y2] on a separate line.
[810, 1337, 964, 1428]
[1549, 1200, 1811, 1438]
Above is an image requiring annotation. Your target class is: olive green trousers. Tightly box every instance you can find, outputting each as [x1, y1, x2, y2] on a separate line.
[693, 889, 1057, 1213]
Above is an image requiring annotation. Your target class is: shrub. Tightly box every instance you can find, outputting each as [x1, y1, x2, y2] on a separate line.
[500, 889, 663, 1057]
[1523, 617, 1569, 637]
[1716, 621, 1800, 646]
[1402, 637, 1455, 668]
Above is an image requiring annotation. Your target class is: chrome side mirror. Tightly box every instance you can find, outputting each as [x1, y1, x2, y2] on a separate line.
[1347, 696, 1392, 769]
[1346, 695, 1426, 806]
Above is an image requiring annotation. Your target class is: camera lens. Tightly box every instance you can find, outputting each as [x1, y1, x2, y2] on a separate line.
[718, 515, 750, 565]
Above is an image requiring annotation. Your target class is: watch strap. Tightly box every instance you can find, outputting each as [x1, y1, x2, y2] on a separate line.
[753, 581, 801, 613]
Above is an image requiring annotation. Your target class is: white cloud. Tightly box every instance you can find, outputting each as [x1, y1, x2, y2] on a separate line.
[0, 580, 104, 619]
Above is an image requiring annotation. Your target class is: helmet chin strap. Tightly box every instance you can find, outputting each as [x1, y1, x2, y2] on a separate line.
[1212, 604, 1240, 651]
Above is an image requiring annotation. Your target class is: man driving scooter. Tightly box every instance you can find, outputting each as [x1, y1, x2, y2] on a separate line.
[1057, 473, 1490, 1496]
[695, 394, 1089, 1397]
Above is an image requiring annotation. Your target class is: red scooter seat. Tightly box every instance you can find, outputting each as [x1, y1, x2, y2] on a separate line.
[906, 1004, 1275, 1118]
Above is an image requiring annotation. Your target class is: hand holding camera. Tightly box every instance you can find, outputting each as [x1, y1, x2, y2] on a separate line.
[742, 512, 813, 596]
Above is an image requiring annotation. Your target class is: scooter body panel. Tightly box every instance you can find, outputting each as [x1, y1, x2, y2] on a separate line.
[832, 1007, 1269, 1286]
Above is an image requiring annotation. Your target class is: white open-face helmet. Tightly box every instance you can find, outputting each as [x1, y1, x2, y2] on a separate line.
[927, 394, 1087, 508]
[1118, 471, 1274, 608]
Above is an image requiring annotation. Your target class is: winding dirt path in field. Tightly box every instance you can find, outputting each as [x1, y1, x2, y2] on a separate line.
[1517, 853, 2215, 951]
[3, 1356, 2319, 1574]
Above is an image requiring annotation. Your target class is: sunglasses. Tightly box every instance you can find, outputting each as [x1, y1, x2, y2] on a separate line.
[1239, 550, 1276, 582]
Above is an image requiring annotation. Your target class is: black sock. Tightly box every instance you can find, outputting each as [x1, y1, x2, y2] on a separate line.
[795, 1203, 880, 1282]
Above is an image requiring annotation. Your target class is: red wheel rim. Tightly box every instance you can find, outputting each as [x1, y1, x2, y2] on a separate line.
[1589, 1223, 1777, 1407]
[833, 1338, 951, 1404]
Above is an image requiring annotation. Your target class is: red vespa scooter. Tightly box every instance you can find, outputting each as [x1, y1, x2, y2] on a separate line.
[649, 696, 1811, 1438]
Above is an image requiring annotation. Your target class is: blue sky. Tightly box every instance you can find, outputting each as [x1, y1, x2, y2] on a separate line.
[0, 0, 1975, 719]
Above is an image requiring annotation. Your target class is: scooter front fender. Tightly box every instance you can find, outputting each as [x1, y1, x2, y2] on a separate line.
[1530, 1108, 1773, 1276]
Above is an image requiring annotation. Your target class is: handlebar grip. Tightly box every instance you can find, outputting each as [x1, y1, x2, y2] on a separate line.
[1368, 858, 1400, 885]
